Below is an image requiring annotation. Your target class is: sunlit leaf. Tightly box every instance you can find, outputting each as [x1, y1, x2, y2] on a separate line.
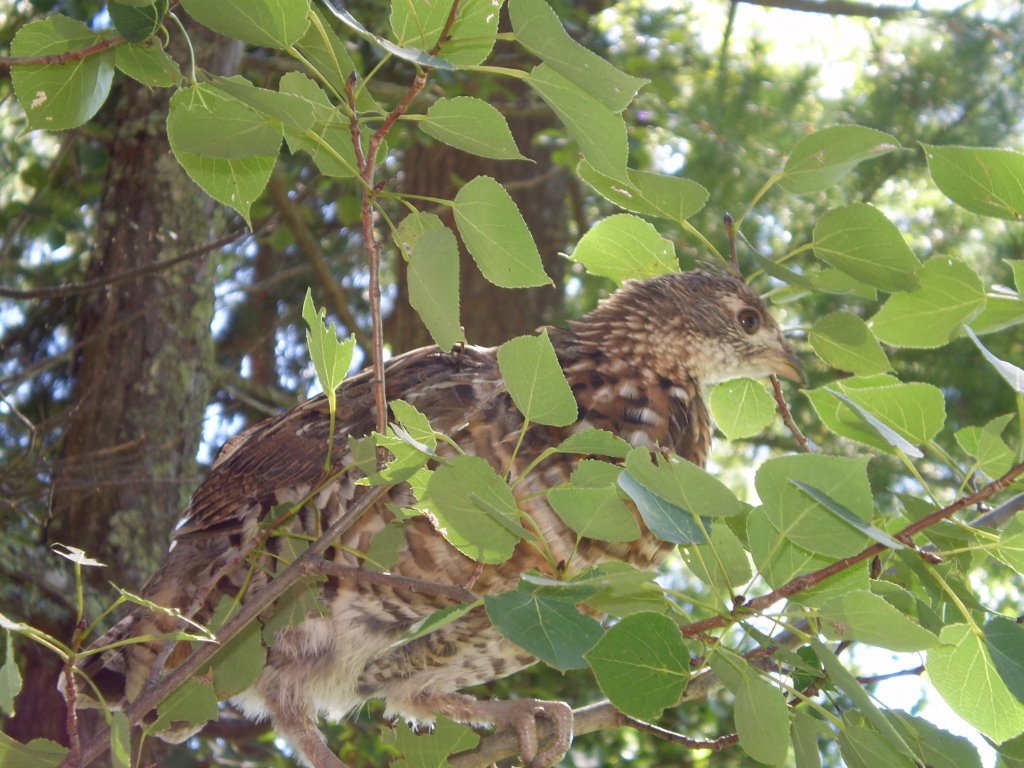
[812, 204, 920, 292]
[819, 590, 939, 651]
[497, 331, 577, 426]
[420, 97, 526, 160]
[965, 327, 1024, 392]
[548, 485, 640, 542]
[708, 650, 789, 766]
[409, 228, 462, 352]
[577, 161, 708, 222]
[709, 378, 776, 440]
[585, 612, 689, 720]
[385, 717, 479, 768]
[922, 144, 1024, 221]
[781, 125, 901, 194]
[453, 176, 551, 288]
[985, 616, 1024, 706]
[872, 257, 985, 348]
[809, 311, 891, 375]
[180, 0, 309, 49]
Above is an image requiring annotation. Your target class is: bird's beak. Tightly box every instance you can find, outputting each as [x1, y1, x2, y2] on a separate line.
[769, 350, 805, 385]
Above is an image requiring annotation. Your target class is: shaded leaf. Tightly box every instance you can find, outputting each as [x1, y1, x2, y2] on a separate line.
[927, 623, 1024, 743]
[789, 481, 905, 551]
[985, 616, 1024, 706]
[485, 591, 603, 671]
[965, 327, 1024, 392]
[386, 717, 479, 768]
[624, 448, 742, 518]
[409, 228, 462, 352]
[421, 97, 526, 160]
[548, 485, 640, 542]
[819, 590, 939, 651]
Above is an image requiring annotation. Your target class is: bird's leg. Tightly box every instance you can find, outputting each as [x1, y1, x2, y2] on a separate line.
[267, 699, 350, 768]
[415, 692, 573, 768]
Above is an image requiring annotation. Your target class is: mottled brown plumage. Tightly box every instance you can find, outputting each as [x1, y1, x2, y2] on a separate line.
[73, 270, 801, 768]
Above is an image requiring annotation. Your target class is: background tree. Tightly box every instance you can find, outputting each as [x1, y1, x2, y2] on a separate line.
[0, 1, 1022, 767]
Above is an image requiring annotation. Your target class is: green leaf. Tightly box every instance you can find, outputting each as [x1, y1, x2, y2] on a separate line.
[811, 637, 918, 759]
[999, 517, 1024, 574]
[395, 212, 447, 265]
[1010, 259, 1024, 295]
[497, 331, 577, 426]
[302, 288, 356, 416]
[809, 311, 892, 375]
[956, 414, 1015, 480]
[747, 508, 869, 608]
[709, 378, 776, 440]
[569, 214, 677, 284]
[839, 724, 918, 768]
[510, 0, 646, 112]
[886, 711, 983, 768]
[325, 2, 455, 70]
[293, 8, 359, 96]
[971, 292, 1024, 335]
[985, 616, 1024, 706]
[680, 522, 752, 592]
[409, 228, 462, 352]
[804, 377, 946, 455]
[111, 711, 131, 768]
[420, 97, 526, 160]
[484, 591, 603, 671]
[199, 597, 266, 699]
[928, 623, 1024, 743]
[389, 400, 437, 452]
[168, 84, 282, 160]
[553, 429, 631, 458]
[708, 650, 789, 766]
[617, 472, 708, 545]
[966, 327, 1024, 393]
[756, 454, 873, 557]
[172, 152, 275, 227]
[548, 486, 640, 542]
[781, 125, 901, 194]
[0, 632, 22, 716]
[393, 602, 480, 650]
[812, 204, 920, 292]
[211, 75, 316, 132]
[179, 0, 310, 48]
[792, 709, 824, 768]
[108, 0, 167, 42]
[872, 257, 985, 348]
[0, 732, 67, 768]
[585, 612, 689, 720]
[278, 72, 359, 178]
[577, 161, 708, 223]
[114, 40, 181, 88]
[624, 447, 743, 518]
[453, 175, 551, 288]
[922, 144, 1024, 221]
[385, 716, 480, 768]
[819, 590, 939, 651]
[10, 16, 115, 131]
[578, 562, 668, 618]
[526, 63, 629, 182]
[789, 481, 905, 551]
[422, 455, 525, 564]
[389, 0, 499, 66]
[148, 676, 218, 734]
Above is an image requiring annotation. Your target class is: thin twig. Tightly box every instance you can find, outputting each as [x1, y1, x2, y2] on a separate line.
[770, 374, 811, 453]
[680, 460, 1024, 639]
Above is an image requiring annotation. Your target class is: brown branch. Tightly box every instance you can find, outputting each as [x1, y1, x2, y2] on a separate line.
[312, 559, 478, 604]
[619, 714, 739, 750]
[0, 218, 277, 300]
[680, 460, 1024, 638]
[264, 172, 372, 350]
[857, 665, 924, 685]
[735, 0, 929, 20]
[770, 374, 811, 452]
[0, 35, 124, 71]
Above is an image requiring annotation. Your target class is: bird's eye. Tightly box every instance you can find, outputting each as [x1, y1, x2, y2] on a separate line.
[737, 308, 761, 335]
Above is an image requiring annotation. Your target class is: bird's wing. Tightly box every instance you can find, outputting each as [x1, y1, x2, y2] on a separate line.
[172, 345, 507, 541]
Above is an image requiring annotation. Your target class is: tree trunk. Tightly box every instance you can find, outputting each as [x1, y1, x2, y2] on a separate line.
[5, 22, 243, 748]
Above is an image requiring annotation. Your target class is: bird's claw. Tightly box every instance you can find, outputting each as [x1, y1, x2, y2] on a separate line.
[499, 698, 573, 768]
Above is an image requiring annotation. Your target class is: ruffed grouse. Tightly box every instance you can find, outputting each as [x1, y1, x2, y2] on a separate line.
[73, 270, 801, 768]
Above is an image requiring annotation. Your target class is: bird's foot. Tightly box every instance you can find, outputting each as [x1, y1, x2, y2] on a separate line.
[423, 693, 573, 768]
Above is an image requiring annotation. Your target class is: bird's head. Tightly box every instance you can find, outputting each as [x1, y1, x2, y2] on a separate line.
[577, 270, 803, 388]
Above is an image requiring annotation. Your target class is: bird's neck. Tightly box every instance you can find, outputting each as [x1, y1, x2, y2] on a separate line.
[549, 327, 712, 466]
